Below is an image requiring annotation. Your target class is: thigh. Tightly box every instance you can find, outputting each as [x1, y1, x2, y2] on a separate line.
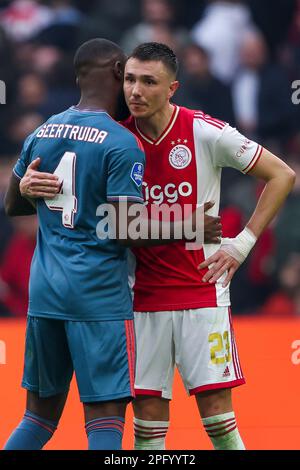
[134, 311, 174, 400]
[66, 319, 135, 403]
[22, 316, 73, 397]
[174, 307, 245, 395]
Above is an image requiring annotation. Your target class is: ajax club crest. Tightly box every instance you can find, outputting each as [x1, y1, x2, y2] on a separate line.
[169, 145, 192, 169]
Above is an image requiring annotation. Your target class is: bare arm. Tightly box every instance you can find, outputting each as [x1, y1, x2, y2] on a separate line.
[5, 157, 60, 217]
[111, 201, 193, 247]
[109, 201, 219, 247]
[245, 148, 296, 237]
[21, 167, 223, 245]
[4, 173, 36, 216]
[199, 148, 296, 286]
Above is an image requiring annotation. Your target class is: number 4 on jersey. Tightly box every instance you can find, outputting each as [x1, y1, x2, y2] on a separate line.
[45, 151, 77, 228]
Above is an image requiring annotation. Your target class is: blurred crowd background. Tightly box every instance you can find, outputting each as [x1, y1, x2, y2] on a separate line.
[0, 0, 299, 317]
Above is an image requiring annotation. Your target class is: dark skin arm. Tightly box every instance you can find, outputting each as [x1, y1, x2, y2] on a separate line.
[4, 174, 36, 216]
[110, 201, 221, 247]
[15, 165, 223, 243]
[5, 158, 60, 217]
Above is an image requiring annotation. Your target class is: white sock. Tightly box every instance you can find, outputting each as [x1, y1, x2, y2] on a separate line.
[202, 411, 245, 450]
[134, 418, 169, 450]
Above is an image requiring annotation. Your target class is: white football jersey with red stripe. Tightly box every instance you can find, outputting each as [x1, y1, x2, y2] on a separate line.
[123, 105, 263, 312]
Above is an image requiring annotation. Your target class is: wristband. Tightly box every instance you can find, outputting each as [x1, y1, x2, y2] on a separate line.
[221, 227, 257, 264]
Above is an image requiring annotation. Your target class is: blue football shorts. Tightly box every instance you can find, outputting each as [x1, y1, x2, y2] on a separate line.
[21, 316, 136, 402]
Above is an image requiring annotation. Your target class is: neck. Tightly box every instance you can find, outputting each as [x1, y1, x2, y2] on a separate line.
[77, 94, 116, 118]
[136, 103, 175, 140]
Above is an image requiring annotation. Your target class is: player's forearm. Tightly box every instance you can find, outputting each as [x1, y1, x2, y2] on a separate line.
[200, 165, 295, 280]
[246, 168, 295, 238]
[118, 220, 194, 247]
[4, 175, 37, 216]
[113, 201, 203, 247]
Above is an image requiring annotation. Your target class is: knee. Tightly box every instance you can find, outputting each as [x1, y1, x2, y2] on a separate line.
[133, 397, 169, 421]
[196, 388, 232, 418]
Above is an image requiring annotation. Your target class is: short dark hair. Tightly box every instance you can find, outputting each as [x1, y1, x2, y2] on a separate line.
[129, 42, 178, 77]
[74, 38, 124, 75]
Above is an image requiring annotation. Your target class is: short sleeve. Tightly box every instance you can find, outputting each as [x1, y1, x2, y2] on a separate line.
[213, 124, 263, 174]
[106, 145, 145, 203]
[13, 133, 35, 179]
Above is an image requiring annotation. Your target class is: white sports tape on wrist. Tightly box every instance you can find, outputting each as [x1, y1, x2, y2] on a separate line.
[221, 227, 257, 264]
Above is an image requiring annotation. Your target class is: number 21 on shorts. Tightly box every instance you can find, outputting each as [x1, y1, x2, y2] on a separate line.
[45, 151, 77, 228]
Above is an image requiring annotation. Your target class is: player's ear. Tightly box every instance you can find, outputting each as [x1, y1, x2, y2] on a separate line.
[113, 61, 124, 82]
[168, 80, 179, 99]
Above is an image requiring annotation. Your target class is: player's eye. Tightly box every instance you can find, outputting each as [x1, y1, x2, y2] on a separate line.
[125, 76, 135, 83]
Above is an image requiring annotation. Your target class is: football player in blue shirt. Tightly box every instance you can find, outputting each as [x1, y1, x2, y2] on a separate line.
[3, 38, 145, 451]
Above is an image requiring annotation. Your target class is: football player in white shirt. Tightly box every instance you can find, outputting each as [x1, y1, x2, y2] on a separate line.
[121, 42, 295, 451]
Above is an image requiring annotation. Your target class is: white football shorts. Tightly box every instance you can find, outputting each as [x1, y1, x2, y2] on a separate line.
[134, 307, 245, 399]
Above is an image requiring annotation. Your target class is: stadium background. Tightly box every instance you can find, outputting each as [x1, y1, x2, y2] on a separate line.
[0, 0, 299, 449]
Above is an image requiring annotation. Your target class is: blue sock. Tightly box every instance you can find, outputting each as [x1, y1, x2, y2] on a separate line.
[85, 416, 125, 450]
[4, 410, 58, 450]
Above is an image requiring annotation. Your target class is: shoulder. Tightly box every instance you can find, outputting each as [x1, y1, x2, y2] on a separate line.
[193, 109, 227, 130]
[178, 105, 228, 131]
[120, 115, 134, 129]
[101, 117, 145, 166]
[120, 115, 138, 139]
[192, 109, 228, 143]
[113, 118, 144, 152]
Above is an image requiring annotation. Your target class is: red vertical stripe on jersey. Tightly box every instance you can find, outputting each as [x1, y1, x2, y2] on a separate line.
[228, 308, 239, 379]
[125, 320, 135, 396]
[229, 308, 243, 380]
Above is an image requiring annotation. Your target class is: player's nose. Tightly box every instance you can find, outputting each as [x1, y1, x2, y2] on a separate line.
[132, 82, 142, 97]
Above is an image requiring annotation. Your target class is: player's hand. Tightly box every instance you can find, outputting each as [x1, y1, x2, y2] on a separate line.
[203, 201, 222, 243]
[20, 158, 60, 199]
[198, 249, 240, 287]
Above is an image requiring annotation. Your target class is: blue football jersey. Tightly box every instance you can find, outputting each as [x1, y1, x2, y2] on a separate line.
[14, 107, 145, 321]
